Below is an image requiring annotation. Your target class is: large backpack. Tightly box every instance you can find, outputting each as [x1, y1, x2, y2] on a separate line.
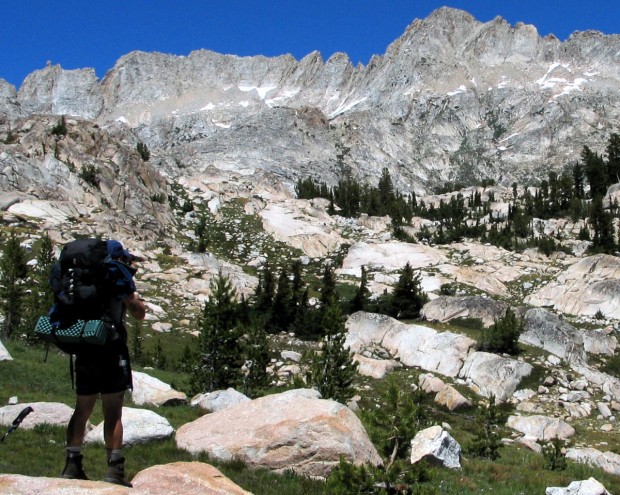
[49, 238, 112, 329]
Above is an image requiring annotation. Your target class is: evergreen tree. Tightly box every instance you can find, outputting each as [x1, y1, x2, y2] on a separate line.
[242, 321, 271, 398]
[572, 161, 585, 199]
[351, 265, 371, 313]
[582, 146, 608, 198]
[589, 195, 616, 254]
[22, 233, 55, 342]
[191, 271, 244, 393]
[319, 263, 337, 308]
[466, 396, 505, 460]
[253, 261, 275, 316]
[270, 265, 294, 332]
[477, 308, 523, 355]
[307, 299, 358, 403]
[0, 231, 28, 339]
[389, 262, 428, 319]
[606, 133, 620, 185]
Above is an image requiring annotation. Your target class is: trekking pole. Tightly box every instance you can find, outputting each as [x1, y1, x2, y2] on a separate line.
[0, 406, 34, 444]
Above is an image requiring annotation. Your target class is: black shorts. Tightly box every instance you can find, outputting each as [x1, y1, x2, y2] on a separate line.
[74, 348, 132, 396]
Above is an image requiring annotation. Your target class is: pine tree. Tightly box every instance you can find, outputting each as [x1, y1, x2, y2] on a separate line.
[270, 265, 294, 332]
[242, 321, 271, 398]
[351, 265, 371, 313]
[466, 396, 505, 460]
[0, 231, 28, 339]
[477, 308, 523, 355]
[21, 233, 55, 343]
[191, 270, 244, 393]
[307, 299, 358, 403]
[606, 133, 620, 185]
[589, 195, 616, 254]
[389, 262, 428, 320]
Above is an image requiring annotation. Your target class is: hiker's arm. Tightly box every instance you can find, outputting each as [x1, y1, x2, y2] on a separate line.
[125, 292, 146, 320]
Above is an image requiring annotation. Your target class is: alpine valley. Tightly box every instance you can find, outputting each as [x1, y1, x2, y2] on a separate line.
[1, 7, 620, 495]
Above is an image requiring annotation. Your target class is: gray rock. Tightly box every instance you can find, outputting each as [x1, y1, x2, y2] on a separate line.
[346, 312, 475, 378]
[131, 371, 187, 407]
[506, 414, 576, 441]
[421, 295, 509, 327]
[546, 478, 611, 495]
[459, 352, 533, 401]
[410, 425, 461, 469]
[84, 407, 174, 445]
[521, 308, 586, 364]
[190, 388, 251, 412]
[566, 448, 620, 476]
[0, 402, 73, 429]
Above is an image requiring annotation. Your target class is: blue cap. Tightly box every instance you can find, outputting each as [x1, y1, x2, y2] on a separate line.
[107, 239, 131, 260]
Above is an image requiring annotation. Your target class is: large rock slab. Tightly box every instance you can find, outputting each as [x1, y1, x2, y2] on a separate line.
[458, 352, 533, 401]
[345, 312, 475, 378]
[175, 389, 382, 478]
[131, 371, 187, 406]
[421, 295, 509, 327]
[0, 462, 250, 494]
[84, 407, 174, 445]
[521, 308, 586, 364]
[0, 339, 12, 361]
[546, 478, 611, 495]
[525, 254, 620, 318]
[0, 402, 73, 429]
[506, 414, 576, 440]
[339, 241, 447, 276]
[131, 462, 252, 494]
[410, 425, 461, 469]
[259, 201, 345, 258]
[566, 448, 620, 476]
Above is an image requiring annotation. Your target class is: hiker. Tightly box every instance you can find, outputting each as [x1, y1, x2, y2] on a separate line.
[55, 239, 146, 486]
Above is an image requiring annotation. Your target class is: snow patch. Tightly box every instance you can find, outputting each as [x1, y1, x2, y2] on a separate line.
[238, 84, 277, 99]
[328, 96, 368, 119]
[447, 85, 467, 96]
[116, 116, 129, 124]
[201, 103, 216, 111]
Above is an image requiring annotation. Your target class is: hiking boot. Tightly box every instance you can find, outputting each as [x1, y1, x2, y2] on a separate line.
[103, 457, 132, 487]
[61, 454, 88, 480]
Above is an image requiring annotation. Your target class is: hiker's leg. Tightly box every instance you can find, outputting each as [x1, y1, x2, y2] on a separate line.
[101, 391, 125, 449]
[66, 394, 97, 446]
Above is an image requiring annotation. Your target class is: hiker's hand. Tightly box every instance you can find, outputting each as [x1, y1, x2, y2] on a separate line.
[125, 292, 146, 320]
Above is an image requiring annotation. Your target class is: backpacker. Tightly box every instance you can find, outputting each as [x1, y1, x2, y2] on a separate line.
[37, 238, 113, 354]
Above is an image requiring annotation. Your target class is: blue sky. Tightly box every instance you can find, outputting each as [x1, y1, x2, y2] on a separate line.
[2, 1, 619, 88]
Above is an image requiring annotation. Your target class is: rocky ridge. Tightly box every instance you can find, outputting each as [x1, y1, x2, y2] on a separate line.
[1, 8, 620, 192]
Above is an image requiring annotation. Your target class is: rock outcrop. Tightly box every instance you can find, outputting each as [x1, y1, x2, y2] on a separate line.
[421, 295, 509, 327]
[345, 311, 475, 378]
[458, 352, 532, 401]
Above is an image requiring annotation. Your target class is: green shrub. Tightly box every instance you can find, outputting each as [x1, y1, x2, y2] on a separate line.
[477, 308, 522, 355]
[137, 142, 150, 161]
[51, 116, 67, 136]
[78, 164, 100, 188]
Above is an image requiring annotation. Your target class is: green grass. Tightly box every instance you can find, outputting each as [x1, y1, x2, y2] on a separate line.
[2, 340, 620, 494]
